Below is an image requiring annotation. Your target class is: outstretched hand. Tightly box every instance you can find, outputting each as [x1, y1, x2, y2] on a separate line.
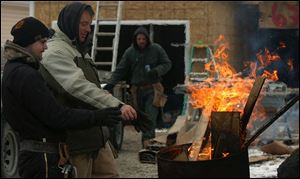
[120, 104, 137, 120]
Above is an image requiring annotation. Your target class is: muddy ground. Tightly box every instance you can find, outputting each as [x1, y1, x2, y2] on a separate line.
[116, 126, 158, 178]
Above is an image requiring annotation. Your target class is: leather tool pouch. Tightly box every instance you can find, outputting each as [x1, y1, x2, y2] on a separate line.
[152, 82, 167, 107]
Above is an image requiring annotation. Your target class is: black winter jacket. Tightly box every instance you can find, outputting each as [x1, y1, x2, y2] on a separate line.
[1, 41, 97, 142]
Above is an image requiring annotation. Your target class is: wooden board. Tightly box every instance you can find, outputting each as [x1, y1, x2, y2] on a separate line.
[211, 112, 241, 158]
[241, 76, 266, 131]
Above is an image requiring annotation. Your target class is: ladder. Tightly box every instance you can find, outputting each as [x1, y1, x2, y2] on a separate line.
[189, 44, 219, 82]
[91, 1, 123, 72]
[181, 44, 219, 115]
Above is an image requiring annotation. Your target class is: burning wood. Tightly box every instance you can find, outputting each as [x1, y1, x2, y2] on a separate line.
[168, 34, 297, 163]
[187, 113, 210, 161]
[211, 112, 241, 159]
[241, 76, 266, 134]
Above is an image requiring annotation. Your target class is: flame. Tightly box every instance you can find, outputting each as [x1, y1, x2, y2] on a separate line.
[256, 48, 281, 67]
[279, 42, 286, 48]
[262, 70, 279, 81]
[222, 152, 230, 158]
[205, 35, 236, 78]
[188, 135, 212, 161]
[188, 79, 254, 113]
[249, 62, 257, 78]
[188, 35, 256, 161]
[187, 36, 288, 161]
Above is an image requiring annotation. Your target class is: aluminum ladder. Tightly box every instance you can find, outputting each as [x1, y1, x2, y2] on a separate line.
[91, 1, 123, 71]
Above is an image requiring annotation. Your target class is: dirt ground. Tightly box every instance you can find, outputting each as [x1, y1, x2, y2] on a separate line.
[116, 126, 158, 178]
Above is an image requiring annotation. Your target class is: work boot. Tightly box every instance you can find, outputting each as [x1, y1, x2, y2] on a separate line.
[143, 139, 151, 149]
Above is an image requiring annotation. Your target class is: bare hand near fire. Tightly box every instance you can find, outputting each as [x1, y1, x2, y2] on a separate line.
[120, 104, 137, 120]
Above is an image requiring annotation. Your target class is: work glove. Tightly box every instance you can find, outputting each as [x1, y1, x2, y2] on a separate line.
[94, 107, 122, 127]
[131, 110, 153, 133]
[103, 84, 115, 94]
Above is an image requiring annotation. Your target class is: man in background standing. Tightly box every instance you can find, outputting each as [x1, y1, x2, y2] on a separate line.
[104, 26, 172, 148]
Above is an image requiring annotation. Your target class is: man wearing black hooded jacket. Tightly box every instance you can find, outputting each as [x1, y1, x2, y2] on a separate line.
[40, 2, 137, 178]
[104, 27, 172, 148]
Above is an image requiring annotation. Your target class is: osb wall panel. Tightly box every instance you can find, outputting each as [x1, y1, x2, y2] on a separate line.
[35, 1, 96, 27]
[35, 1, 236, 42]
[35, 1, 242, 62]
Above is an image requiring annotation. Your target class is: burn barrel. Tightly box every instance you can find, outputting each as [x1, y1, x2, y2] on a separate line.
[157, 143, 249, 178]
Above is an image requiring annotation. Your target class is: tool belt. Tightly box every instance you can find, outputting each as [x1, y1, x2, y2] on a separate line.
[20, 140, 58, 153]
[152, 82, 167, 107]
[137, 84, 153, 90]
[130, 82, 167, 109]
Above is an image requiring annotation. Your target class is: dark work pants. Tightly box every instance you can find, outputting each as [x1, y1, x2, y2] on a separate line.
[18, 151, 63, 178]
[137, 87, 159, 142]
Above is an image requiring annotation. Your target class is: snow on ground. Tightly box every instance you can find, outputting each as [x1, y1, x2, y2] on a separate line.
[248, 147, 289, 178]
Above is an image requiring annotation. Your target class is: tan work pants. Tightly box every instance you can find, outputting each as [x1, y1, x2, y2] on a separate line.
[70, 142, 119, 178]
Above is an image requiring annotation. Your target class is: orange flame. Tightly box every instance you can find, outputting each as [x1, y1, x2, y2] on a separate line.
[256, 48, 281, 67]
[187, 36, 287, 161]
[262, 70, 279, 81]
[205, 35, 236, 78]
[279, 42, 286, 48]
[188, 79, 254, 113]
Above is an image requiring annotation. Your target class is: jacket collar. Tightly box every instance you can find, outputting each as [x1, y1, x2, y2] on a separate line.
[52, 26, 75, 47]
[52, 26, 92, 56]
[4, 40, 38, 64]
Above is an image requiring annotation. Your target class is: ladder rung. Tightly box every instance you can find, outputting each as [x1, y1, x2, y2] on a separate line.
[94, 62, 113, 65]
[95, 47, 113, 51]
[192, 58, 208, 63]
[97, 32, 115, 36]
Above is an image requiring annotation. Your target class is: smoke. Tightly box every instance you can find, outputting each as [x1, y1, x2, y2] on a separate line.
[234, 3, 299, 87]
[259, 101, 299, 141]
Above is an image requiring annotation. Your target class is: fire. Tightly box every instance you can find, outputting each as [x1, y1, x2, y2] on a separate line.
[187, 35, 286, 161]
[188, 79, 254, 113]
[205, 35, 236, 78]
[262, 70, 279, 81]
[222, 152, 230, 158]
[279, 42, 286, 48]
[256, 48, 281, 68]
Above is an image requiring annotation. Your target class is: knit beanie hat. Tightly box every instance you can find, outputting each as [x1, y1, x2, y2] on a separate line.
[11, 17, 49, 47]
